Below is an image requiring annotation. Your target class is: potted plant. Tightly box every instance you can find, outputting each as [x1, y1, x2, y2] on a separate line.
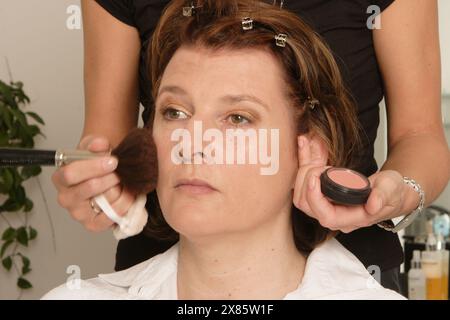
[0, 76, 47, 297]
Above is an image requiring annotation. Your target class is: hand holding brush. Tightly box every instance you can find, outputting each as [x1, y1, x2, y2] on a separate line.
[0, 127, 158, 239]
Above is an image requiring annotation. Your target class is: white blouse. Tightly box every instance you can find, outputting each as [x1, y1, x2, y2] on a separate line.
[41, 238, 406, 300]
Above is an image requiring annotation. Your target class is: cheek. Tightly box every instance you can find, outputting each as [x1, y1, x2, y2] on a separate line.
[152, 127, 175, 187]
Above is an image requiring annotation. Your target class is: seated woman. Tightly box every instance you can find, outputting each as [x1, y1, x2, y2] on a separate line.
[42, 0, 405, 300]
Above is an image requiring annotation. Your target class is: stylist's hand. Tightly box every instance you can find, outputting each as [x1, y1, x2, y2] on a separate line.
[292, 135, 408, 233]
[51, 135, 136, 232]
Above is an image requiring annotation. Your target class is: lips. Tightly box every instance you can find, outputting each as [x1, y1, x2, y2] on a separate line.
[175, 178, 217, 191]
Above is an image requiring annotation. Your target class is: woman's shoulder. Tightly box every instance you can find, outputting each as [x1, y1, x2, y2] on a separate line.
[41, 277, 134, 300]
[285, 238, 407, 300]
[41, 242, 180, 300]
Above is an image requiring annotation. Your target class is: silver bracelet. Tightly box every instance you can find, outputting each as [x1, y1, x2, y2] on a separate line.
[377, 177, 425, 233]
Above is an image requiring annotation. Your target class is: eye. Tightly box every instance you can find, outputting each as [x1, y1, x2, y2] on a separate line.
[162, 107, 188, 120]
[227, 114, 251, 126]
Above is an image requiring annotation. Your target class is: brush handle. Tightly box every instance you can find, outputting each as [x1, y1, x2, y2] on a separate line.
[0, 148, 55, 167]
[54, 149, 110, 167]
[0, 148, 109, 167]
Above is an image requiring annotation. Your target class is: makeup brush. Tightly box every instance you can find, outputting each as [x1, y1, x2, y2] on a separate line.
[0, 128, 158, 225]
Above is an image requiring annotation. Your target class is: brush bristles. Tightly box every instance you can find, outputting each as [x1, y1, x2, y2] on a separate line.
[111, 127, 158, 195]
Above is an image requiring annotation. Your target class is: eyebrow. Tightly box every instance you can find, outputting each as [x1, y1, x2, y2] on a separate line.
[157, 85, 270, 111]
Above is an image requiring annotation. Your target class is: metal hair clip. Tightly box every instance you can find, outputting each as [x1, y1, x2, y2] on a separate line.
[183, 1, 200, 17]
[275, 33, 288, 47]
[242, 17, 254, 31]
[273, 0, 285, 9]
[307, 97, 320, 110]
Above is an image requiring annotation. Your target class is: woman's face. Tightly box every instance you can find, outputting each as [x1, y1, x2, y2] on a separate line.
[153, 45, 299, 239]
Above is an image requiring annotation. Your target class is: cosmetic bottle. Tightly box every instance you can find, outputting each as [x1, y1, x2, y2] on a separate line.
[442, 249, 449, 300]
[436, 233, 449, 300]
[408, 250, 426, 300]
[421, 232, 443, 300]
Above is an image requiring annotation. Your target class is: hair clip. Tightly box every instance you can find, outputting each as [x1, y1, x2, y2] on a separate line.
[183, 1, 201, 17]
[242, 17, 254, 31]
[273, 0, 285, 9]
[275, 33, 288, 47]
[307, 97, 320, 110]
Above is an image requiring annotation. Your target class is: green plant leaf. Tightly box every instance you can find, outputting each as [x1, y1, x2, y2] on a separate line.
[26, 124, 41, 137]
[8, 125, 17, 140]
[0, 82, 16, 108]
[17, 277, 32, 289]
[12, 82, 30, 104]
[11, 169, 24, 188]
[24, 198, 33, 212]
[9, 185, 26, 205]
[28, 226, 37, 240]
[1, 198, 21, 212]
[0, 132, 9, 146]
[1, 169, 14, 192]
[2, 108, 13, 131]
[25, 112, 45, 125]
[2, 256, 12, 271]
[1, 227, 16, 241]
[0, 240, 13, 258]
[16, 227, 28, 247]
[21, 255, 31, 275]
[9, 108, 28, 128]
[21, 166, 41, 180]
[12, 185, 26, 204]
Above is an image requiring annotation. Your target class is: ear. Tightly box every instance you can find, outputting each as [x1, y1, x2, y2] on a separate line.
[292, 133, 329, 189]
[308, 133, 329, 167]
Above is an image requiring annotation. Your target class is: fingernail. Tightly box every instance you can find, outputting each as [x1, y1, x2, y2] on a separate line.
[309, 175, 316, 190]
[103, 157, 118, 170]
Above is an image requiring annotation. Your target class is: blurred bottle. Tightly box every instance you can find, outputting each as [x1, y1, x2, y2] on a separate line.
[408, 250, 426, 300]
[422, 230, 443, 300]
[436, 233, 449, 300]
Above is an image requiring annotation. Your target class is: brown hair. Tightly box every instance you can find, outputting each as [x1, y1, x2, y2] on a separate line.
[114, 0, 363, 254]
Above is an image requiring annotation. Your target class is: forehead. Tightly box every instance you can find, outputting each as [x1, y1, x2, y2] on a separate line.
[158, 45, 288, 101]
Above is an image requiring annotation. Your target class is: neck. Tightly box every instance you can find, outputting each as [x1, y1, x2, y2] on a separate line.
[177, 208, 306, 300]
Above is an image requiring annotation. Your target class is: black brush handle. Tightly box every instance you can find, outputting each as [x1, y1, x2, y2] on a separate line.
[0, 148, 107, 167]
[0, 148, 55, 167]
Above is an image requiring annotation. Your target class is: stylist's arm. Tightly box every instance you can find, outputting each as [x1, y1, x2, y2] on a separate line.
[51, 0, 141, 232]
[293, 0, 450, 234]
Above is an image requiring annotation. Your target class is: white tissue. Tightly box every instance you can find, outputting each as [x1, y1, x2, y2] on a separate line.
[112, 193, 149, 240]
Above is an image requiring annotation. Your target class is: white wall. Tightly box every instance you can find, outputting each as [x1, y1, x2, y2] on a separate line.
[440, 0, 450, 94]
[0, 0, 117, 299]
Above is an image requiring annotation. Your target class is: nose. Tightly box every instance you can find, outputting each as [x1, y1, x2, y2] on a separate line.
[176, 117, 216, 164]
[178, 149, 206, 164]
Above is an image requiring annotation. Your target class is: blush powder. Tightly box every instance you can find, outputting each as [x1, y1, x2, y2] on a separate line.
[327, 169, 368, 189]
[320, 167, 371, 205]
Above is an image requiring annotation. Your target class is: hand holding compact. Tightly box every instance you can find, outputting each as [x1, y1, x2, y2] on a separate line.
[292, 135, 408, 233]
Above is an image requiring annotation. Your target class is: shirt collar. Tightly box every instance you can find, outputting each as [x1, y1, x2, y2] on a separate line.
[98, 238, 402, 299]
[283, 237, 386, 299]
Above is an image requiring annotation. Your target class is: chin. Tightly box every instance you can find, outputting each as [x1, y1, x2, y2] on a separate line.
[164, 209, 224, 236]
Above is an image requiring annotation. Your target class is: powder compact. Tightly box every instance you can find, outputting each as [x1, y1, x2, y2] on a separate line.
[320, 167, 371, 205]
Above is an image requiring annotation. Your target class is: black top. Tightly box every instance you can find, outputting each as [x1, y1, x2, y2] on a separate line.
[94, 0, 403, 272]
